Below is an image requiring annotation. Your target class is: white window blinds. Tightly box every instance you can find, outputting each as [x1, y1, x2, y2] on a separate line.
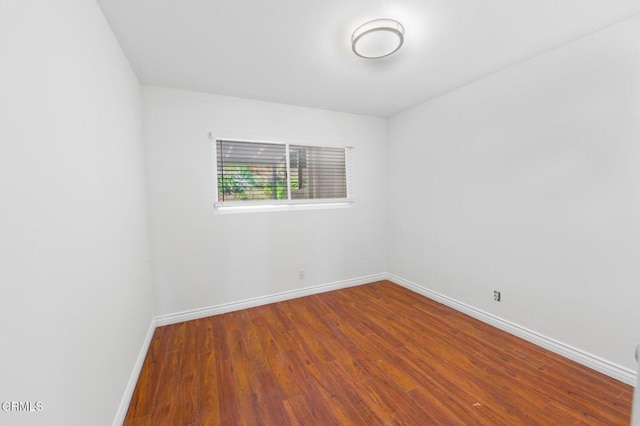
[289, 145, 347, 200]
[216, 140, 287, 202]
[215, 139, 351, 206]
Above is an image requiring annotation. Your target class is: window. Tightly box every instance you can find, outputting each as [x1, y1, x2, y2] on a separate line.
[215, 139, 352, 207]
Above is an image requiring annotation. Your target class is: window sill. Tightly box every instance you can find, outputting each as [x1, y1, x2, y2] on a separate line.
[214, 199, 354, 214]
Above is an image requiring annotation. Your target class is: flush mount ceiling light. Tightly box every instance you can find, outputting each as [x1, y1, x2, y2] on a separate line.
[351, 18, 404, 59]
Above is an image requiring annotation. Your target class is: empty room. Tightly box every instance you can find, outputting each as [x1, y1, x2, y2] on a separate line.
[2, 0, 640, 425]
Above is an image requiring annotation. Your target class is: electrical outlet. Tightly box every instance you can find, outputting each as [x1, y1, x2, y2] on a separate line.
[493, 291, 501, 302]
[298, 269, 305, 280]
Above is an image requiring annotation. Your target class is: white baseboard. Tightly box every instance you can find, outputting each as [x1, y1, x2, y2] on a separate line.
[113, 318, 157, 426]
[386, 273, 636, 386]
[155, 273, 387, 327]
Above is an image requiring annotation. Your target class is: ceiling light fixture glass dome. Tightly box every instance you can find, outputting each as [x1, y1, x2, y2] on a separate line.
[351, 18, 404, 59]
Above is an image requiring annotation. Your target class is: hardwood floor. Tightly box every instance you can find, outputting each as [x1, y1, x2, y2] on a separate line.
[124, 281, 633, 425]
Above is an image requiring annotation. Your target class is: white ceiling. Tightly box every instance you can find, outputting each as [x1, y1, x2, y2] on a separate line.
[97, 0, 640, 117]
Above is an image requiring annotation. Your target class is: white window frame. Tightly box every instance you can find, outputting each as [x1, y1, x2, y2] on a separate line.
[212, 136, 354, 211]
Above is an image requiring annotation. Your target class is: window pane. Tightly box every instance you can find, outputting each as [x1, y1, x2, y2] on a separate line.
[289, 145, 347, 200]
[216, 140, 287, 201]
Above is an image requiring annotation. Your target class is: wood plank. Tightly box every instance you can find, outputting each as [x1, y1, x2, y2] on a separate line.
[195, 317, 219, 425]
[148, 323, 184, 425]
[172, 319, 199, 426]
[283, 391, 342, 426]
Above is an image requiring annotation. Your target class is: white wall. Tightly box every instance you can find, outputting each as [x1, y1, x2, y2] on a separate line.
[0, 1, 153, 425]
[143, 86, 387, 316]
[388, 15, 640, 370]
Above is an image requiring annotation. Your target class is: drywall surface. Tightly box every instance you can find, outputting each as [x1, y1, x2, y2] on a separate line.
[0, 1, 153, 424]
[143, 86, 388, 316]
[388, 15, 640, 370]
